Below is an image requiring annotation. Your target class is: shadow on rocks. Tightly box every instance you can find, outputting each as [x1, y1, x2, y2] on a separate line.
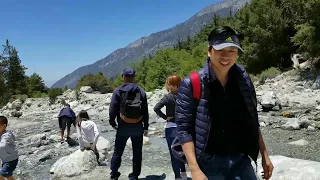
[140, 173, 166, 180]
[66, 137, 79, 147]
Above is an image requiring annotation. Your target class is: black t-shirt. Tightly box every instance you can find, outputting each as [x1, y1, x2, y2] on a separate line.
[204, 68, 251, 156]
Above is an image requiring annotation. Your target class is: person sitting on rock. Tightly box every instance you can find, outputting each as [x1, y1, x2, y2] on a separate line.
[109, 68, 149, 180]
[0, 116, 19, 180]
[58, 103, 76, 143]
[76, 110, 100, 164]
[153, 74, 187, 180]
[174, 26, 274, 180]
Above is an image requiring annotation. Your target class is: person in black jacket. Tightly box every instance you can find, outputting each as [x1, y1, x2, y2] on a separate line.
[154, 74, 187, 180]
[109, 68, 149, 180]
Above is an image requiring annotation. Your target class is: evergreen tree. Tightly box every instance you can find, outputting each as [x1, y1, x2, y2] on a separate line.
[27, 73, 46, 96]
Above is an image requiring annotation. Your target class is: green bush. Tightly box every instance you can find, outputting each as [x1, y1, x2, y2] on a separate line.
[77, 72, 114, 93]
[258, 67, 281, 84]
[9, 94, 28, 103]
[31, 91, 48, 98]
[99, 86, 114, 94]
[48, 88, 63, 103]
[249, 74, 259, 82]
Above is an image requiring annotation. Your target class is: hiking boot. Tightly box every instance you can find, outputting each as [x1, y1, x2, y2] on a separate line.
[110, 172, 121, 180]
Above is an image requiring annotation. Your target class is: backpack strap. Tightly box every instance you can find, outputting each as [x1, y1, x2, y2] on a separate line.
[189, 72, 201, 100]
[133, 90, 141, 102]
[120, 91, 129, 105]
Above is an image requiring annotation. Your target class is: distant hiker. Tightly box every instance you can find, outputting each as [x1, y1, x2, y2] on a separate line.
[58, 104, 76, 143]
[153, 75, 187, 180]
[173, 26, 274, 180]
[76, 110, 100, 164]
[109, 68, 149, 180]
[0, 116, 19, 180]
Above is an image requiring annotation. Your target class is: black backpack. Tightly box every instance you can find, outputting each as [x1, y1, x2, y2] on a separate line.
[120, 90, 143, 120]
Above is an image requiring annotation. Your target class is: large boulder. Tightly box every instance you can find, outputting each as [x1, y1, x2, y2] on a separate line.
[50, 149, 98, 178]
[11, 99, 23, 110]
[80, 86, 93, 93]
[96, 136, 111, 154]
[260, 91, 282, 111]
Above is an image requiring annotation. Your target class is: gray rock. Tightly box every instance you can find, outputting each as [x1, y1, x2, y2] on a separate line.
[80, 86, 93, 93]
[50, 149, 98, 178]
[288, 139, 309, 146]
[260, 91, 281, 111]
[255, 155, 320, 180]
[282, 118, 301, 130]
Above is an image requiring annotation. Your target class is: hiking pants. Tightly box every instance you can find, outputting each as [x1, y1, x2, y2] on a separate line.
[110, 132, 143, 179]
[198, 153, 258, 180]
[165, 127, 186, 178]
[59, 116, 73, 132]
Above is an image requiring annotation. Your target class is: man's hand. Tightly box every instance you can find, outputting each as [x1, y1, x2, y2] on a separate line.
[191, 168, 208, 180]
[167, 117, 173, 121]
[144, 130, 148, 136]
[261, 155, 274, 180]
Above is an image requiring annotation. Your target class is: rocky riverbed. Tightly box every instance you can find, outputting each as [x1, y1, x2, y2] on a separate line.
[1, 69, 320, 180]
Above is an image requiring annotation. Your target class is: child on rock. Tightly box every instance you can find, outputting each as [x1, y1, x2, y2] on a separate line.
[0, 116, 19, 180]
[76, 110, 100, 164]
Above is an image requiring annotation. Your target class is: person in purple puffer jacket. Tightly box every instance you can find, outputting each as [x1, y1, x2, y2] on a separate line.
[58, 104, 76, 143]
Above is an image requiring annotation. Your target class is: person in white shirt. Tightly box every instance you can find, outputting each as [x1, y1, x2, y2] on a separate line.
[76, 110, 100, 164]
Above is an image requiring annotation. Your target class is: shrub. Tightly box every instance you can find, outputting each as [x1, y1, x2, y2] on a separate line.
[258, 67, 281, 84]
[48, 88, 63, 103]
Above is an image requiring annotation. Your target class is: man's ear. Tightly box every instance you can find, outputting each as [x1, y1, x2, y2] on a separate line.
[208, 47, 212, 57]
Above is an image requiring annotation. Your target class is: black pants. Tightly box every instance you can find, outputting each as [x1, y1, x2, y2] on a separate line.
[110, 132, 143, 180]
[165, 127, 186, 178]
[58, 116, 73, 132]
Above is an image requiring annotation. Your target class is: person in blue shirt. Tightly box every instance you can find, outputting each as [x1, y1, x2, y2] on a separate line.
[109, 68, 149, 180]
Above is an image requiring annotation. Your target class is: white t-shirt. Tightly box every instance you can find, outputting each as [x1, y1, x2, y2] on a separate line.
[76, 120, 100, 149]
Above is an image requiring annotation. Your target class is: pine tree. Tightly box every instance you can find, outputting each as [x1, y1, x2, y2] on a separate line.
[2, 40, 28, 95]
[27, 73, 46, 96]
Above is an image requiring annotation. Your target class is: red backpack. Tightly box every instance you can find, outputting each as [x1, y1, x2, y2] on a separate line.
[189, 71, 201, 101]
[171, 71, 202, 163]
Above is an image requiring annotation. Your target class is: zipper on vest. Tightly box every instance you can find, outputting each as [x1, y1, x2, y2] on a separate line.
[200, 114, 213, 162]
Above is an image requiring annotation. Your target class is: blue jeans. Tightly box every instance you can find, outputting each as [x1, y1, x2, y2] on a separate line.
[0, 158, 18, 177]
[165, 127, 186, 178]
[198, 153, 257, 180]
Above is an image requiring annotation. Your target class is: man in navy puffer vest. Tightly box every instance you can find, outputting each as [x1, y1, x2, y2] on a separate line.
[175, 26, 274, 180]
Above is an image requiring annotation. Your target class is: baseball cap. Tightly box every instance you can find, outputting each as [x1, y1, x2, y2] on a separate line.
[122, 68, 136, 77]
[209, 35, 244, 52]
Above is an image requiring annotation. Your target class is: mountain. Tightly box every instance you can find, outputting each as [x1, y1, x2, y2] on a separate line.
[51, 0, 251, 89]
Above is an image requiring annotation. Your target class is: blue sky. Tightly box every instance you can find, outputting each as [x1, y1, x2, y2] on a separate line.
[0, 0, 220, 87]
